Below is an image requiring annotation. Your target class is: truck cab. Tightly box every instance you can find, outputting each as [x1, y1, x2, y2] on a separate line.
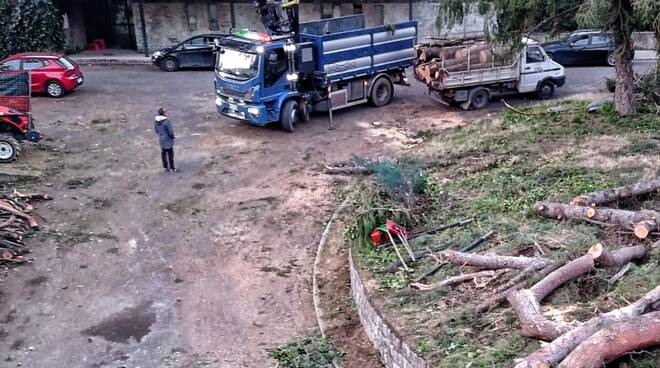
[215, 32, 293, 126]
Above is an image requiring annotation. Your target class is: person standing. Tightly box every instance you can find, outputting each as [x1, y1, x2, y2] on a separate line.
[154, 108, 177, 172]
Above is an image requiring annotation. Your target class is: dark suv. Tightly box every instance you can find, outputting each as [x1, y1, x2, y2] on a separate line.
[152, 34, 225, 72]
[542, 30, 632, 67]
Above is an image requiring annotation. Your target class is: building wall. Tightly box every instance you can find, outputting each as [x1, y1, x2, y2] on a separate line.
[133, 0, 486, 53]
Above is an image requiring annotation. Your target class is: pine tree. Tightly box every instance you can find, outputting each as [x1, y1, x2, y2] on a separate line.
[0, 0, 12, 60]
[7, 0, 66, 55]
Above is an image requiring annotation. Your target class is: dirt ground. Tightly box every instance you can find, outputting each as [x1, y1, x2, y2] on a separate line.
[0, 62, 647, 367]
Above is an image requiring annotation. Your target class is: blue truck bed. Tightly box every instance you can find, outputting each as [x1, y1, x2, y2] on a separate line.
[300, 15, 417, 81]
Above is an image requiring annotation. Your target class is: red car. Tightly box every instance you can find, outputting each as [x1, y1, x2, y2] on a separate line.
[0, 52, 83, 98]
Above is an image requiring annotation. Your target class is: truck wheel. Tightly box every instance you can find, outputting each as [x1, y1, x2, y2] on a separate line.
[281, 100, 299, 133]
[161, 57, 179, 72]
[470, 88, 489, 109]
[370, 77, 393, 107]
[0, 134, 21, 163]
[536, 80, 555, 99]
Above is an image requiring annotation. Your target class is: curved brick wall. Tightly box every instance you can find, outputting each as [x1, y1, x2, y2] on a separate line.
[349, 249, 428, 368]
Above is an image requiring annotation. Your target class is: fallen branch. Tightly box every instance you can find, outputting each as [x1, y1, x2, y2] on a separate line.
[570, 179, 660, 207]
[384, 231, 494, 273]
[441, 250, 552, 270]
[535, 202, 660, 239]
[411, 270, 505, 291]
[508, 255, 594, 341]
[588, 243, 647, 267]
[558, 311, 660, 368]
[607, 263, 632, 284]
[513, 285, 660, 368]
[409, 218, 474, 240]
[323, 165, 372, 175]
[502, 99, 541, 116]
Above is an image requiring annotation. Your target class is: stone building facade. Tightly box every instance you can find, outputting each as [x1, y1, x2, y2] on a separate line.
[131, 0, 487, 52]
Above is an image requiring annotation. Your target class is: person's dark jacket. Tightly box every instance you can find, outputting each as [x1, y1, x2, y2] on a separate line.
[154, 115, 175, 149]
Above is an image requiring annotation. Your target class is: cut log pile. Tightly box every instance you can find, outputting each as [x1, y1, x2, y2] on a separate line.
[0, 190, 50, 264]
[535, 179, 660, 239]
[414, 41, 510, 85]
[401, 180, 659, 366]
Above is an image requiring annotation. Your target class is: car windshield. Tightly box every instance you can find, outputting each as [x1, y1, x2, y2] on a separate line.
[216, 48, 258, 81]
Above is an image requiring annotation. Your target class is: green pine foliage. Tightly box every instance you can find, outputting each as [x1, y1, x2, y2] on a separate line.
[6, 0, 66, 56]
[0, 0, 12, 59]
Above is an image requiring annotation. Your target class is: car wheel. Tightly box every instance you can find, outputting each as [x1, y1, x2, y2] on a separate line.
[607, 52, 615, 67]
[45, 81, 64, 98]
[370, 77, 393, 107]
[470, 88, 489, 109]
[281, 100, 299, 133]
[0, 134, 20, 163]
[161, 57, 179, 72]
[536, 80, 556, 99]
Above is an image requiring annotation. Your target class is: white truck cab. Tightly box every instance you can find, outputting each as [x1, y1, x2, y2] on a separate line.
[518, 40, 566, 97]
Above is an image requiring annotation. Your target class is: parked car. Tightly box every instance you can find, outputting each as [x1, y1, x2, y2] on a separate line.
[542, 30, 633, 67]
[0, 52, 84, 98]
[152, 34, 226, 72]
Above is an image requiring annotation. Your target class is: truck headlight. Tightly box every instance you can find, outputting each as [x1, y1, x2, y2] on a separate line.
[286, 73, 299, 81]
[284, 43, 296, 52]
[247, 107, 260, 115]
[153, 51, 162, 58]
[215, 97, 223, 106]
[255, 46, 265, 54]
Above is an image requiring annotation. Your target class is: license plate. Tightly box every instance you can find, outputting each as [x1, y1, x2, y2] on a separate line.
[228, 103, 238, 110]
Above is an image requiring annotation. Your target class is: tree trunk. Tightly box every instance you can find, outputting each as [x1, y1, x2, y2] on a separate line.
[535, 202, 660, 239]
[570, 179, 660, 207]
[557, 311, 660, 368]
[612, 0, 636, 116]
[513, 286, 660, 368]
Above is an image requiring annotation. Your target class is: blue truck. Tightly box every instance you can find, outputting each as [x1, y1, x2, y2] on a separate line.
[214, 15, 417, 132]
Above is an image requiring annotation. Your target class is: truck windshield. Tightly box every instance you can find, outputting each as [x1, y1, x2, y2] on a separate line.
[216, 49, 259, 80]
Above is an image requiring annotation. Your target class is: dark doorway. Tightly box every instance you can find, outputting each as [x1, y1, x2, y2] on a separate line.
[58, 0, 136, 49]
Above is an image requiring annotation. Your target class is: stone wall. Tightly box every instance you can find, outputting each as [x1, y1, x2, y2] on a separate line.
[349, 249, 427, 368]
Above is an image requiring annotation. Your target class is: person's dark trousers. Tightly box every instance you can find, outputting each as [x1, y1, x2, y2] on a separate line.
[161, 148, 175, 170]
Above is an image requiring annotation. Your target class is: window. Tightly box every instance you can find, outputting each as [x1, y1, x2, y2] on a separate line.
[57, 57, 76, 70]
[22, 60, 46, 70]
[590, 34, 611, 46]
[570, 35, 589, 47]
[208, 3, 219, 31]
[0, 60, 21, 71]
[186, 2, 198, 31]
[184, 37, 207, 49]
[264, 48, 287, 87]
[526, 46, 545, 63]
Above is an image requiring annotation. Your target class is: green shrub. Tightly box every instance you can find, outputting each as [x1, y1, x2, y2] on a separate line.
[271, 334, 343, 368]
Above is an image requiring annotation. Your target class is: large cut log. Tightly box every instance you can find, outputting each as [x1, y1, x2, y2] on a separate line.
[570, 179, 660, 207]
[441, 250, 552, 270]
[419, 47, 453, 61]
[508, 255, 595, 340]
[557, 311, 660, 368]
[535, 202, 660, 239]
[454, 44, 491, 61]
[513, 285, 660, 368]
[588, 243, 647, 267]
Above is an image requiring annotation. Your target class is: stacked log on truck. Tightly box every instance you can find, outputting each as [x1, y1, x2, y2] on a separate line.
[414, 41, 510, 86]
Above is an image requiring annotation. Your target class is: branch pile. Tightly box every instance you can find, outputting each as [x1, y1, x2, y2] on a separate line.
[0, 190, 50, 264]
[535, 179, 660, 239]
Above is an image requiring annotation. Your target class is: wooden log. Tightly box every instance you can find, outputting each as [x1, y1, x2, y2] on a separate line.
[478, 49, 493, 64]
[588, 243, 647, 267]
[570, 179, 660, 207]
[513, 285, 660, 368]
[454, 44, 491, 61]
[508, 255, 595, 340]
[441, 250, 552, 270]
[535, 202, 660, 239]
[558, 311, 660, 368]
[323, 165, 372, 175]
